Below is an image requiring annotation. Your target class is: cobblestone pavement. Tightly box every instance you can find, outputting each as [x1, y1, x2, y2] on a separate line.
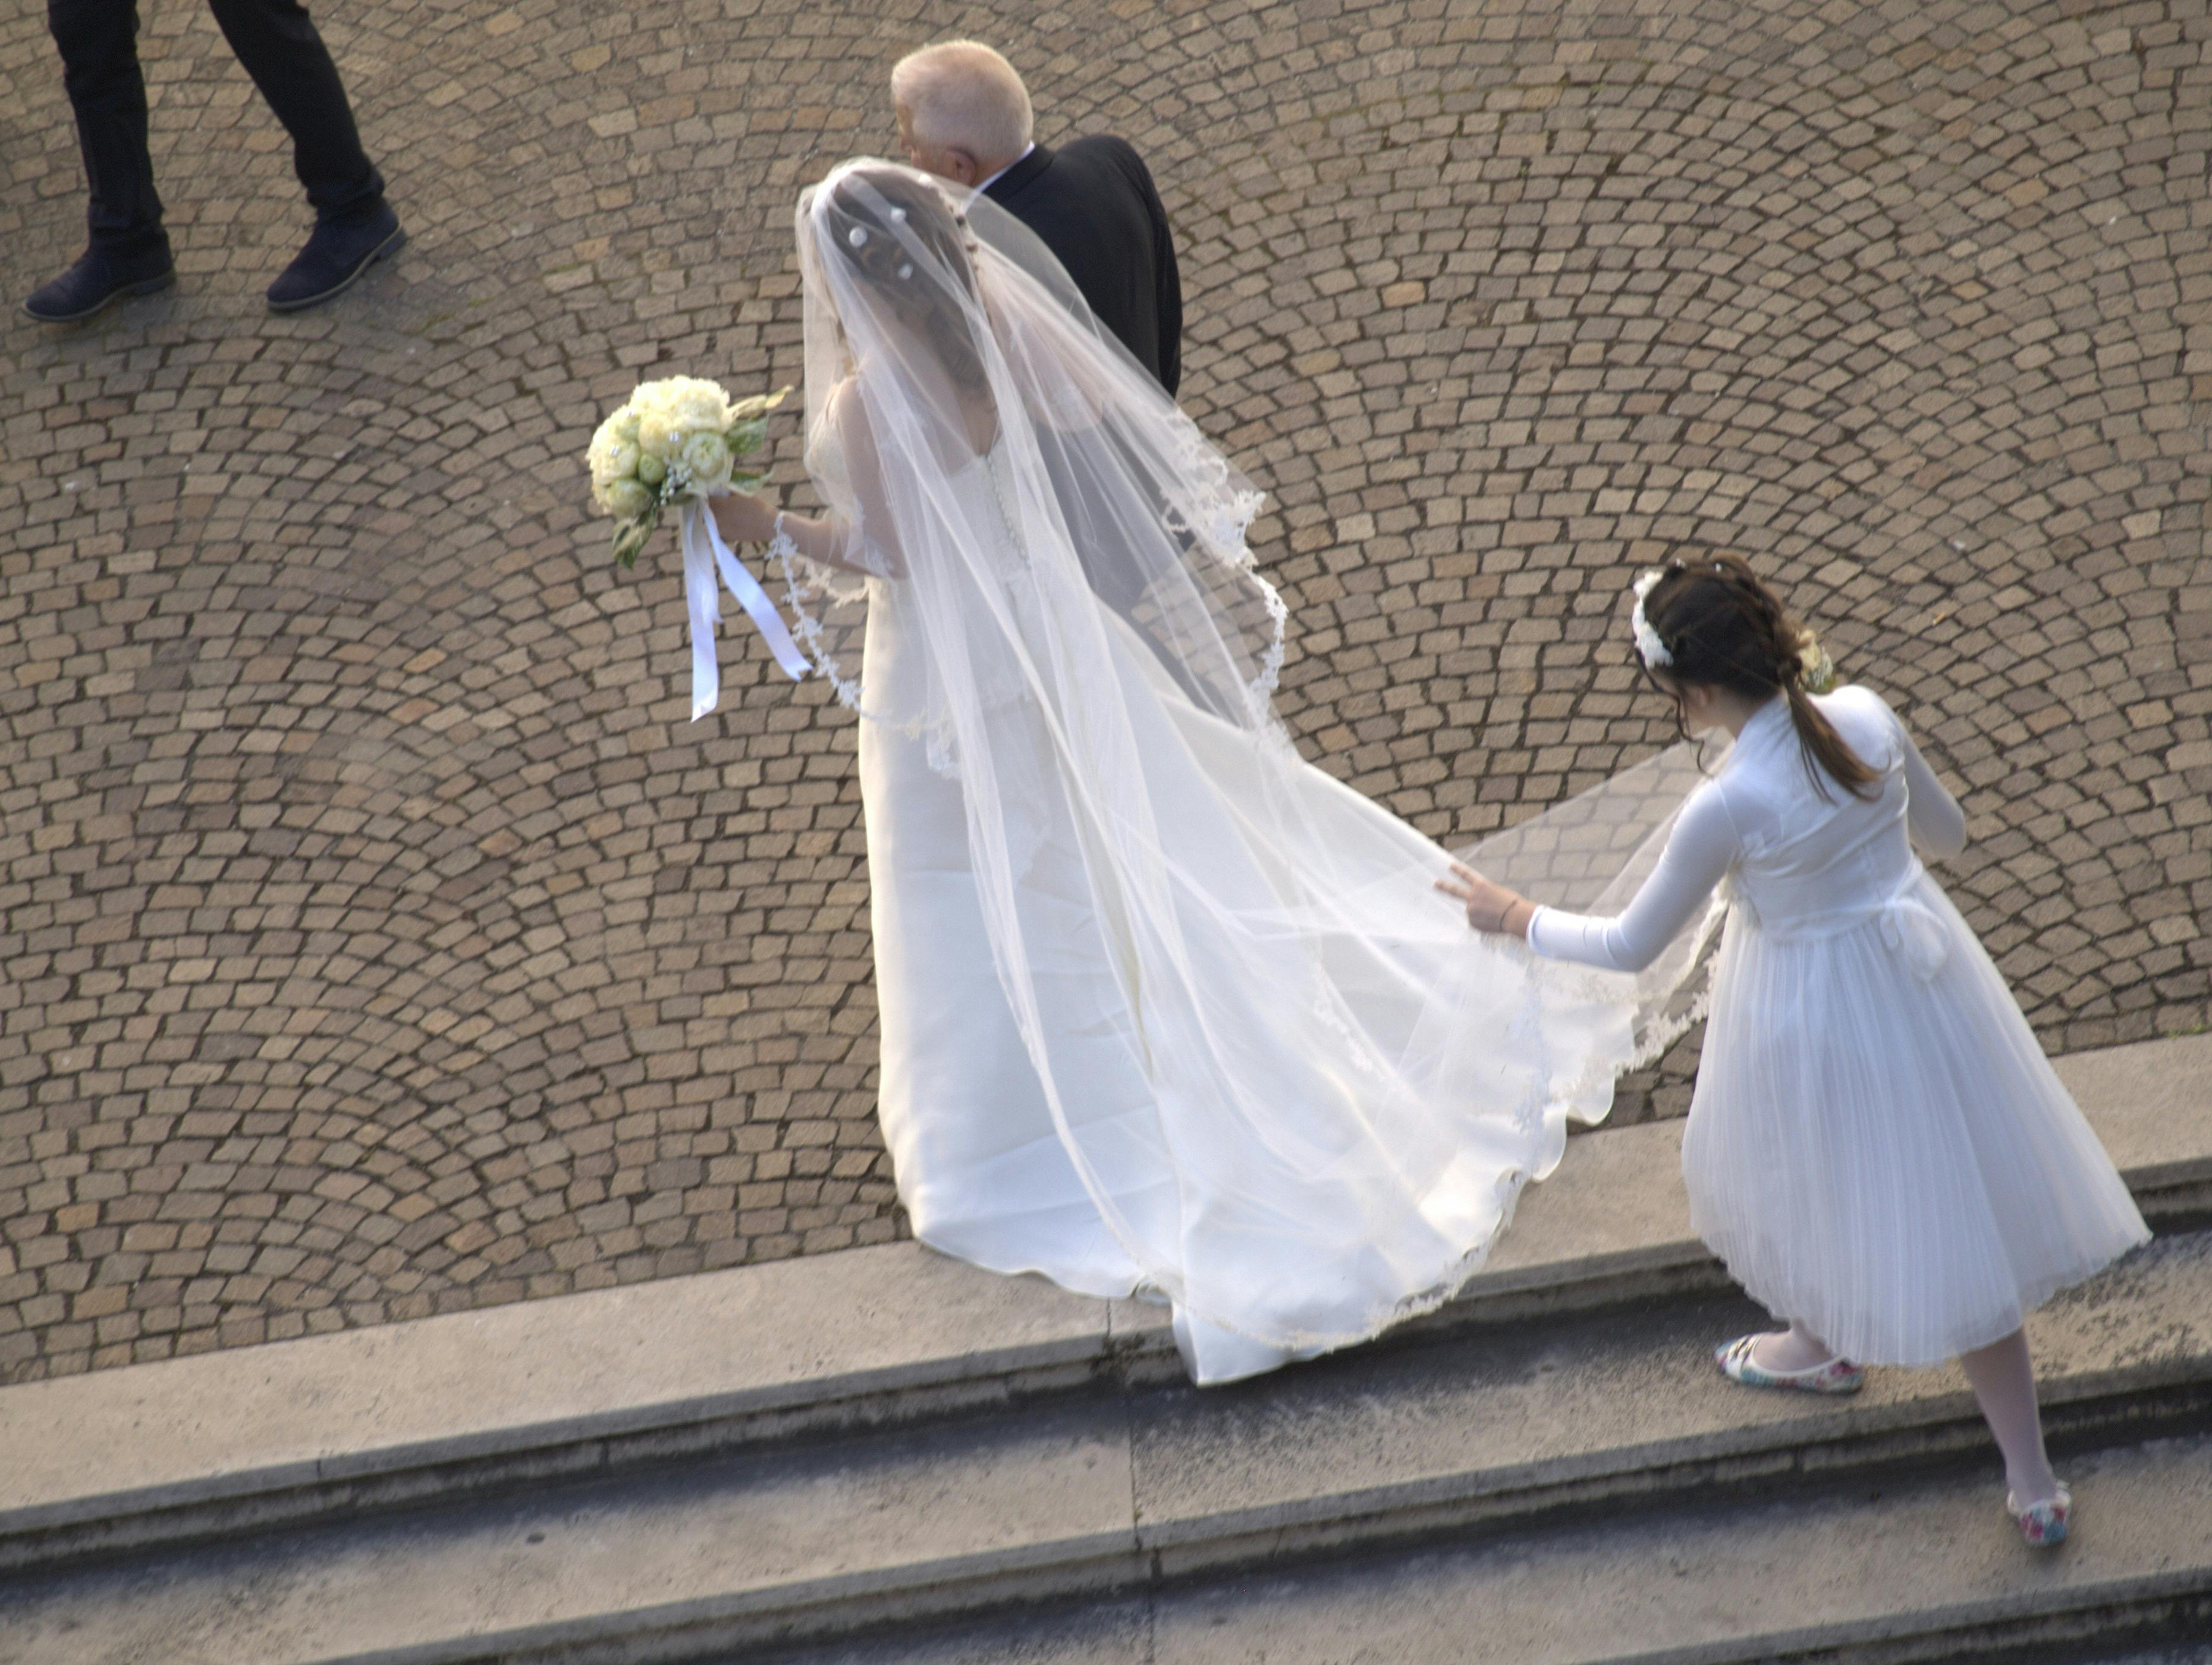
[2, 0, 2206, 1385]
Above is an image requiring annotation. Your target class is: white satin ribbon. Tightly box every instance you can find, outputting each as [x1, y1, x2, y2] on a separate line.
[1878, 887, 1950, 981]
[681, 500, 809, 719]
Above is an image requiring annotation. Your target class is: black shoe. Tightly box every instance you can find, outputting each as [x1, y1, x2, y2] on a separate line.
[21, 246, 176, 323]
[267, 202, 406, 313]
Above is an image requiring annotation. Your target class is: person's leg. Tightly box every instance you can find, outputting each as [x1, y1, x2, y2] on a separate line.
[47, 0, 168, 259]
[203, 0, 383, 221]
[1959, 1327, 2061, 1506]
[1717, 1318, 1861, 1393]
[202, 0, 401, 309]
[1750, 1321, 1844, 1372]
[25, 0, 176, 319]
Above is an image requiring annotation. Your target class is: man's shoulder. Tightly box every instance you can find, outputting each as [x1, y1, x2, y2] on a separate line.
[1055, 134, 1151, 181]
[1028, 137, 1161, 222]
[1057, 133, 1140, 162]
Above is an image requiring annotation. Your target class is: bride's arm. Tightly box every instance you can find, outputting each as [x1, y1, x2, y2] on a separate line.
[706, 382, 906, 579]
[708, 495, 897, 578]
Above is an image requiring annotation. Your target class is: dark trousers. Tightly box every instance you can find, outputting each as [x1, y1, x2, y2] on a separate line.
[48, 0, 384, 257]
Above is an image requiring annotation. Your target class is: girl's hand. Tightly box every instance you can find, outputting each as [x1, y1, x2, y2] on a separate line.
[709, 491, 778, 546]
[1435, 861, 1534, 938]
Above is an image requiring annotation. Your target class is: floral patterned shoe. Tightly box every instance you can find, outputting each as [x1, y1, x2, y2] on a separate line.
[2007, 1482, 2071, 1548]
[1714, 1334, 1865, 1394]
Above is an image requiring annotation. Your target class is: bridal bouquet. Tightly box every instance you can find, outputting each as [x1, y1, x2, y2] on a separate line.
[586, 377, 790, 567]
[584, 376, 810, 717]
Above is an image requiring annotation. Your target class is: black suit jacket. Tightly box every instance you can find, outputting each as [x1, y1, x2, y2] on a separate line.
[984, 137, 1182, 396]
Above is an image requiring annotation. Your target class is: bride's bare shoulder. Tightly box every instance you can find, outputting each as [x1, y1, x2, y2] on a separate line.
[809, 375, 867, 452]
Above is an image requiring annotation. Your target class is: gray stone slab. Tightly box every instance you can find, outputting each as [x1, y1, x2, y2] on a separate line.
[2052, 1032, 2212, 1184]
[775, 1600, 1159, 1665]
[1473, 1113, 1700, 1293]
[1146, 1430, 2212, 1664]
[5, 1233, 2205, 1665]
[0, 1239, 1113, 1530]
[0, 1401, 1140, 1665]
[15, 1240, 2196, 1665]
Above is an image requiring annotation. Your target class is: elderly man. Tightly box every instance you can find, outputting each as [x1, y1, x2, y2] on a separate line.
[893, 40, 1182, 396]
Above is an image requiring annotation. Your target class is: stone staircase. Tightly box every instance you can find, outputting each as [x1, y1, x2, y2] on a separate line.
[3, 1034, 2210, 1665]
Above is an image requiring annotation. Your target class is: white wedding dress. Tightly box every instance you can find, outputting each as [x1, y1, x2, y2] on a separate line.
[849, 441, 1652, 1381]
[775, 164, 1706, 1383]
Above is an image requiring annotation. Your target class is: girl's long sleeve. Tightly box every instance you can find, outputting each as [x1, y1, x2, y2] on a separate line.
[1524, 786, 1742, 973]
[1899, 723, 1966, 859]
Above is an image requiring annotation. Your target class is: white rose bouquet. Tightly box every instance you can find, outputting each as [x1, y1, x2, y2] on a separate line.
[584, 376, 812, 717]
[586, 377, 791, 567]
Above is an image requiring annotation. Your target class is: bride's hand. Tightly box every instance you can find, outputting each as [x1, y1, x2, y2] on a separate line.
[840, 542, 905, 582]
[1435, 861, 1532, 938]
[709, 492, 778, 546]
[716, 493, 905, 582]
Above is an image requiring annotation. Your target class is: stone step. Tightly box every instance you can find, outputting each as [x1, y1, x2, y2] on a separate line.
[766, 1431, 2212, 1665]
[4, 1221, 2208, 1665]
[3, 1032, 2206, 1582]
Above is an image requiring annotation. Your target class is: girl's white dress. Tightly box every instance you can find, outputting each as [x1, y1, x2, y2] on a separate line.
[1526, 687, 2150, 1366]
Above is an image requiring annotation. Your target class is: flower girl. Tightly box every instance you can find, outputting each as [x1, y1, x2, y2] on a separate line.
[1441, 554, 2150, 1547]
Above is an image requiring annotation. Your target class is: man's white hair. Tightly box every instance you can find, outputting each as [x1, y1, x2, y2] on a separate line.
[891, 40, 1034, 165]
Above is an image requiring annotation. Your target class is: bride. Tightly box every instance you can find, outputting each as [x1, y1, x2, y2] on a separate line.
[706, 161, 1696, 1383]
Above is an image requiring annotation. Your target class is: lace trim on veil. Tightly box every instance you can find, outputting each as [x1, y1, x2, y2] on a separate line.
[1143, 935, 1561, 1352]
[1165, 424, 1285, 722]
[1243, 890, 1721, 1354]
[1538, 893, 1727, 1118]
[769, 529, 967, 780]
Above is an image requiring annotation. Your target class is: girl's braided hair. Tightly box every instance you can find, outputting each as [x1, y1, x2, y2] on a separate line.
[1638, 553, 1878, 800]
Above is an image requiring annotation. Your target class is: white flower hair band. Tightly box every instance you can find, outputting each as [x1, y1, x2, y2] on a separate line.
[1630, 567, 1673, 670]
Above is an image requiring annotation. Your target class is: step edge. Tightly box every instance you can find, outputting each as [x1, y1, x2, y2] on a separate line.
[1132, 1350, 2212, 1557]
[1585, 1560, 2212, 1665]
[15, 1348, 2211, 1658]
[2, 1165, 2199, 1561]
[0, 1337, 1117, 1539]
[1457, 1237, 1718, 1298]
[312, 1526, 1151, 1665]
[115, 1427, 2212, 1665]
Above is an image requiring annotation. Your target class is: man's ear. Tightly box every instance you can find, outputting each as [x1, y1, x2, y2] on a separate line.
[943, 147, 983, 187]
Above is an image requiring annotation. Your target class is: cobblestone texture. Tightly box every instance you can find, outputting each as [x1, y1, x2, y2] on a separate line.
[1, 0, 2206, 1384]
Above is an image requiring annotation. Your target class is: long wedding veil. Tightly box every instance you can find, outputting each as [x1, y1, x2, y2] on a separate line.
[781, 162, 1711, 1374]
[785, 165, 1281, 748]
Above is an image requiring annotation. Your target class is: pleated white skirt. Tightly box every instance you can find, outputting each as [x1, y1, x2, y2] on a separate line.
[1682, 872, 2149, 1367]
